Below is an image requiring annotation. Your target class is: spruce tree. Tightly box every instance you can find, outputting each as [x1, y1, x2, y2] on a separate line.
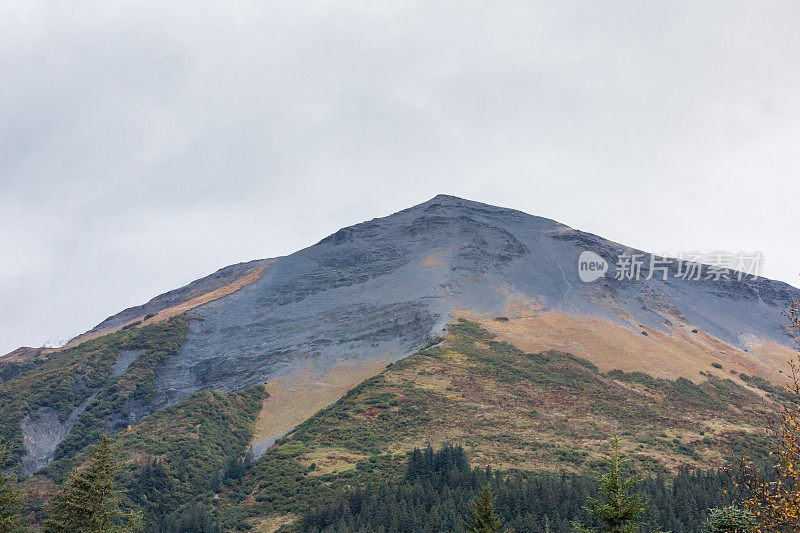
[467, 485, 505, 533]
[0, 445, 24, 533]
[704, 506, 756, 533]
[581, 436, 646, 533]
[45, 435, 140, 533]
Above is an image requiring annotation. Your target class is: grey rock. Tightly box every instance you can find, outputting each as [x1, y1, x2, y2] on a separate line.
[112, 349, 142, 377]
[157, 195, 798, 407]
[21, 391, 97, 476]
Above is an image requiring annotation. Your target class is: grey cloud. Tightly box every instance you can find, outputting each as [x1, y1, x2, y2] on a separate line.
[1, 1, 799, 353]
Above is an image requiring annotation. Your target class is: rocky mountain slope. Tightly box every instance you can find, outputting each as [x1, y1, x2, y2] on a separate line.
[171, 193, 797, 396]
[160, 194, 798, 438]
[2, 194, 798, 480]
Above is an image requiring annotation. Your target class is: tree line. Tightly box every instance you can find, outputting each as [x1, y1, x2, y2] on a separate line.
[299, 442, 747, 533]
[0, 436, 767, 533]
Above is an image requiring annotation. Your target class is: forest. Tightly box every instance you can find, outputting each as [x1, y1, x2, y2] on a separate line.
[298, 444, 739, 533]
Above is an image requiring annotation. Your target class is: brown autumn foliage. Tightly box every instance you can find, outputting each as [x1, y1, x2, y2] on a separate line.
[735, 299, 800, 532]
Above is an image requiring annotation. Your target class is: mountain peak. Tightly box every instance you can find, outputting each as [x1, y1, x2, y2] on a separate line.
[417, 193, 498, 210]
[428, 193, 468, 203]
[400, 194, 537, 224]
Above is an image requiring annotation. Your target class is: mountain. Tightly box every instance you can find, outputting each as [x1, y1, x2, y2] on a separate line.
[1, 195, 798, 530]
[172, 192, 796, 395]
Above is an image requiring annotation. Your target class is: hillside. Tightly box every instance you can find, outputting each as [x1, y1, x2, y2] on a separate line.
[0, 316, 191, 475]
[0, 195, 797, 530]
[196, 319, 772, 531]
[11, 318, 773, 531]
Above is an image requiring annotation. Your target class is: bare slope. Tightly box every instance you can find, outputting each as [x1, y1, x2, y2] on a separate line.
[163, 195, 797, 411]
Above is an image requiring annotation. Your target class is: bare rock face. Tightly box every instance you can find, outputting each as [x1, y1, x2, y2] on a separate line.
[156, 195, 798, 407]
[21, 408, 66, 476]
[21, 391, 97, 476]
[112, 349, 142, 377]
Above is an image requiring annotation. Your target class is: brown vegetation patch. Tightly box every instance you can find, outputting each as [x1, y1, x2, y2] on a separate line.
[124, 451, 151, 467]
[360, 406, 383, 420]
[249, 513, 297, 532]
[315, 319, 776, 473]
[297, 448, 367, 476]
[251, 358, 391, 451]
[467, 308, 794, 387]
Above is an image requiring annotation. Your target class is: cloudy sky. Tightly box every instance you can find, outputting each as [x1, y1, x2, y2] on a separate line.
[1, 1, 799, 354]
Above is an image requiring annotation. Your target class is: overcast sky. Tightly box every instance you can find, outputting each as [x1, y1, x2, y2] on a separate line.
[1, 1, 799, 354]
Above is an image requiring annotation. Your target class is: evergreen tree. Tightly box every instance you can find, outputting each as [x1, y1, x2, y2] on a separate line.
[704, 506, 756, 533]
[45, 435, 140, 533]
[0, 445, 24, 533]
[580, 436, 645, 533]
[467, 485, 505, 533]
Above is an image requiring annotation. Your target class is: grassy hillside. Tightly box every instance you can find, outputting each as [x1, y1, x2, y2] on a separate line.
[0, 315, 189, 465]
[209, 319, 773, 531]
[23, 385, 266, 529]
[115, 386, 266, 527]
[4, 317, 778, 531]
